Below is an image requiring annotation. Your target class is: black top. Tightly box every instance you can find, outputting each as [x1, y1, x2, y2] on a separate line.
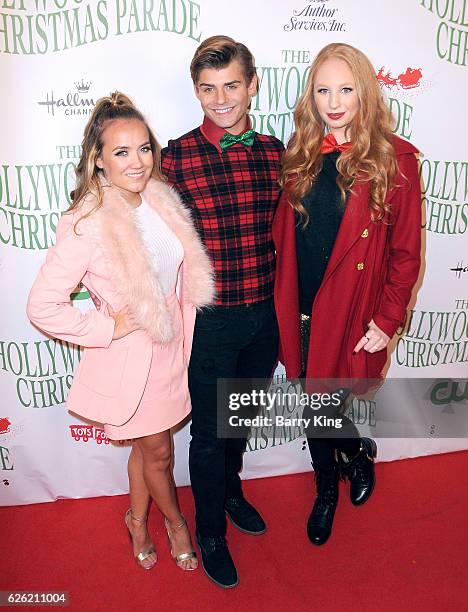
[295, 151, 346, 314]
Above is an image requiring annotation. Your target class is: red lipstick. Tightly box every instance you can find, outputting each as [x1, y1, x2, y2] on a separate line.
[327, 112, 345, 120]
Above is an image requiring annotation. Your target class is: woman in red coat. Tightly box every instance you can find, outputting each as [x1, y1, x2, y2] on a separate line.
[273, 43, 421, 545]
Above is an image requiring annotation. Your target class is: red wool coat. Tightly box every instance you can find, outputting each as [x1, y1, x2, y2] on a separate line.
[273, 135, 421, 380]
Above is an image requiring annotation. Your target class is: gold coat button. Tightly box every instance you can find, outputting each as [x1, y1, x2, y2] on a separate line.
[361, 229, 369, 238]
[357, 262, 365, 270]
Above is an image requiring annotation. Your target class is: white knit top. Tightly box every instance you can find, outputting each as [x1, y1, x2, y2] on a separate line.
[134, 197, 184, 296]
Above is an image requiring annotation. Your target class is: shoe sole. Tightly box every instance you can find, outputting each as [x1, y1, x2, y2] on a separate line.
[198, 555, 239, 589]
[225, 510, 267, 535]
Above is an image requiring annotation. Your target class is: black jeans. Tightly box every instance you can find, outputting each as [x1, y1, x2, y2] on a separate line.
[300, 314, 360, 471]
[188, 298, 279, 537]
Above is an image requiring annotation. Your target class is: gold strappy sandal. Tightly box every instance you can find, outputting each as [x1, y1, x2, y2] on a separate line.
[164, 515, 198, 571]
[125, 509, 157, 570]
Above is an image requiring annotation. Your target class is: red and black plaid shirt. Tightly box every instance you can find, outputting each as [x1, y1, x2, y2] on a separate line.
[161, 116, 284, 306]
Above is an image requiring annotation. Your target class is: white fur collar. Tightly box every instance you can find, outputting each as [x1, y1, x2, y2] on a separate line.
[77, 179, 215, 343]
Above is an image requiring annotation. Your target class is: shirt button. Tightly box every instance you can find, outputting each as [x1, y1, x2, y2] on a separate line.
[361, 229, 369, 238]
[357, 262, 365, 270]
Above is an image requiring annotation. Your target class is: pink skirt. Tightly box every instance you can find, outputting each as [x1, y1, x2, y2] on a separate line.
[105, 292, 191, 440]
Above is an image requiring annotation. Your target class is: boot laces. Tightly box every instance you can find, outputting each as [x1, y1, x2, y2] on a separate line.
[314, 471, 338, 510]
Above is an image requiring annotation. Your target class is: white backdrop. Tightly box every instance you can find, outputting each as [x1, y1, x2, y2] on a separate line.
[1, 0, 467, 506]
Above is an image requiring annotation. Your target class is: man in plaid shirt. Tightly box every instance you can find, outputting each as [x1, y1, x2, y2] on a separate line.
[162, 35, 284, 588]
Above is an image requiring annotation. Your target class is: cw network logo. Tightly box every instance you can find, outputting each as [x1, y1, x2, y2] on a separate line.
[450, 261, 468, 278]
[37, 79, 95, 118]
[427, 379, 468, 413]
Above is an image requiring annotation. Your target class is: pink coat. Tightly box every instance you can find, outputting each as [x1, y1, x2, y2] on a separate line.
[27, 179, 215, 426]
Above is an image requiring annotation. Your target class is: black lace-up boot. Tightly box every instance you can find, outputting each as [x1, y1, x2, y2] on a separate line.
[340, 437, 377, 506]
[306, 463, 339, 546]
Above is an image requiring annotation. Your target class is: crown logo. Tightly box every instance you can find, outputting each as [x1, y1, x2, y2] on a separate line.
[75, 79, 91, 93]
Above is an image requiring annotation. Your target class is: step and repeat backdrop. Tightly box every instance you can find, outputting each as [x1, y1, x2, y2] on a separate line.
[1, 0, 467, 505]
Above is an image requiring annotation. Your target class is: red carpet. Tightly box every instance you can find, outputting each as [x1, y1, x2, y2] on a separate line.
[1, 452, 466, 611]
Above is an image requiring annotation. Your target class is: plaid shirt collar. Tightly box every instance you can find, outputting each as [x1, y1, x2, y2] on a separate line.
[200, 115, 254, 153]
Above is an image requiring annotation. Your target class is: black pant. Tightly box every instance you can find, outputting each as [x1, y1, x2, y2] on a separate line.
[300, 315, 360, 471]
[188, 298, 279, 537]
[302, 397, 361, 470]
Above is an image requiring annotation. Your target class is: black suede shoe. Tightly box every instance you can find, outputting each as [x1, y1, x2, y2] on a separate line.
[225, 497, 266, 535]
[307, 465, 339, 546]
[341, 437, 377, 506]
[196, 533, 238, 589]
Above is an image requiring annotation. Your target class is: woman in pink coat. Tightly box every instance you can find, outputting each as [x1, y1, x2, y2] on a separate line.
[273, 44, 421, 545]
[28, 93, 214, 571]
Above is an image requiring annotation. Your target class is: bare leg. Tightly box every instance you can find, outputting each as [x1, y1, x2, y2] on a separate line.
[135, 430, 197, 570]
[128, 443, 151, 516]
[125, 444, 157, 569]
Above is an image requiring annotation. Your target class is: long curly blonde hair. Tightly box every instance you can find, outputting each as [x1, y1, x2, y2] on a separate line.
[69, 92, 164, 229]
[280, 43, 398, 224]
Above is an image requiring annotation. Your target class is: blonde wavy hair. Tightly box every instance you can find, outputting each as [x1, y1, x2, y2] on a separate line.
[280, 43, 398, 224]
[69, 91, 164, 230]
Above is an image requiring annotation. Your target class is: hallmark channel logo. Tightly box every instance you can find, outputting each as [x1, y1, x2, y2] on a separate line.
[37, 79, 95, 117]
[450, 261, 468, 278]
[74, 79, 91, 93]
[283, 0, 347, 33]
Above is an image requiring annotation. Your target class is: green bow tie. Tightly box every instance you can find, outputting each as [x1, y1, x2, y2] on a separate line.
[219, 129, 255, 151]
